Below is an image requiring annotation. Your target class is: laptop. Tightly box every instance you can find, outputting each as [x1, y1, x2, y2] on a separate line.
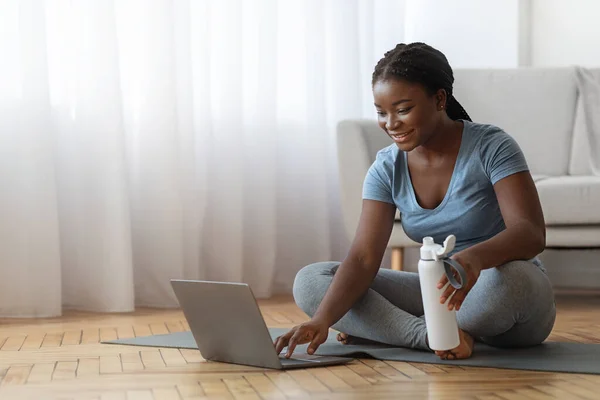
[170, 279, 352, 369]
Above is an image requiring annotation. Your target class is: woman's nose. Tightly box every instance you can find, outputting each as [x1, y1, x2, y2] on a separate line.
[386, 117, 400, 131]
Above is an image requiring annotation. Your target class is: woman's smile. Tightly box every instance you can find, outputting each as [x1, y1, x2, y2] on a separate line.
[388, 129, 414, 143]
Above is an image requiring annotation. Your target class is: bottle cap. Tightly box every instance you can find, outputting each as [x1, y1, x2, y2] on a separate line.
[420, 236, 442, 260]
[420, 235, 456, 260]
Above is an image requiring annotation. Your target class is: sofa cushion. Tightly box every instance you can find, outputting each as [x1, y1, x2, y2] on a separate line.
[532, 175, 548, 183]
[569, 68, 600, 175]
[536, 176, 600, 225]
[453, 68, 577, 177]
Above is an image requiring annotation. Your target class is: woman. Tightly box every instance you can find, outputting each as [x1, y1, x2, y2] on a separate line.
[274, 42, 556, 360]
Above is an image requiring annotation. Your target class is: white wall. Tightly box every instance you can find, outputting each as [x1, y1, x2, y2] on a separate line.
[399, 0, 600, 68]
[531, 0, 600, 67]
[404, 0, 529, 68]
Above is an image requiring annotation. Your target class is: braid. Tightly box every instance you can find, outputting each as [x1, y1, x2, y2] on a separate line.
[372, 42, 471, 122]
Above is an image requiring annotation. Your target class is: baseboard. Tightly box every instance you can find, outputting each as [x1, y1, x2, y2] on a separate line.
[538, 248, 600, 289]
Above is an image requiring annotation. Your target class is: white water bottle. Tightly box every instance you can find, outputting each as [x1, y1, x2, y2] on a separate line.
[418, 235, 468, 351]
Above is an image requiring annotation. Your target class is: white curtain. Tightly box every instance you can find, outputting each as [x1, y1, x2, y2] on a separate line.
[0, 0, 405, 317]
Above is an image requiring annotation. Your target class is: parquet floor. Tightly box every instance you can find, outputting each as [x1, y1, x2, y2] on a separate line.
[0, 294, 599, 399]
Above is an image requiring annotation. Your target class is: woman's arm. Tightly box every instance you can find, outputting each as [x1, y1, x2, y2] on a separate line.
[273, 198, 396, 356]
[456, 170, 545, 271]
[311, 199, 396, 327]
[440, 170, 546, 311]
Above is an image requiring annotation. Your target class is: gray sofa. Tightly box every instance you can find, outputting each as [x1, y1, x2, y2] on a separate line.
[337, 67, 600, 271]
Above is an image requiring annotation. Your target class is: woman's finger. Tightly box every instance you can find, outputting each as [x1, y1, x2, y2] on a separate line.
[437, 274, 448, 289]
[440, 283, 455, 304]
[286, 329, 307, 358]
[307, 331, 327, 355]
[448, 288, 467, 310]
[274, 330, 294, 355]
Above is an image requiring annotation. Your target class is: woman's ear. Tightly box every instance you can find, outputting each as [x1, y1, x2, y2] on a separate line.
[436, 88, 447, 110]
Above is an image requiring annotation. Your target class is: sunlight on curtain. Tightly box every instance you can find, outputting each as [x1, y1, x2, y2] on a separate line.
[0, 0, 405, 317]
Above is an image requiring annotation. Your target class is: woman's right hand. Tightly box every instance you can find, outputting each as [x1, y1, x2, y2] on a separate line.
[273, 319, 330, 358]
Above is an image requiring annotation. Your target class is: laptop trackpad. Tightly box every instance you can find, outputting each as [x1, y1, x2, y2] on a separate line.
[279, 353, 340, 363]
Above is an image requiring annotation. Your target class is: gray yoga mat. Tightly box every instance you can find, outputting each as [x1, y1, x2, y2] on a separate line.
[103, 328, 600, 375]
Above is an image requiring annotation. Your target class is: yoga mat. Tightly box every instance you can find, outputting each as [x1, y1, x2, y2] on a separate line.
[103, 328, 600, 375]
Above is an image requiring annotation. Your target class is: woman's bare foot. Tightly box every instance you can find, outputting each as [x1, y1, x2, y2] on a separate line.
[434, 329, 475, 360]
[336, 332, 380, 346]
[337, 332, 351, 345]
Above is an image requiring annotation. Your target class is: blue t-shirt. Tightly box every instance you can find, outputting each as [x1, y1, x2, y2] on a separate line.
[362, 119, 530, 255]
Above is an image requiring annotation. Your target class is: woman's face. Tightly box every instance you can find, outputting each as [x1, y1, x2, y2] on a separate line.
[372, 78, 445, 152]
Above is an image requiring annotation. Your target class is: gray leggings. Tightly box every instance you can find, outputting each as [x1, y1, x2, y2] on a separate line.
[292, 260, 556, 351]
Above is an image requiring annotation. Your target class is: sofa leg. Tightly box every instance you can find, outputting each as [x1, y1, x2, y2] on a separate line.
[391, 247, 404, 271]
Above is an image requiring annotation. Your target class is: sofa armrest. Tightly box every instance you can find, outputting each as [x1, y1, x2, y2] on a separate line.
[336, 120, 373, 242]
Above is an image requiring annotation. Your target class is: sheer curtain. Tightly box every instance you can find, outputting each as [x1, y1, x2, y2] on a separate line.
[0, 0, 405, 317]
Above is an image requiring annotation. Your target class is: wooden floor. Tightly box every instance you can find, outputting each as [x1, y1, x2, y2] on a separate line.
[0, 295, 599, 400]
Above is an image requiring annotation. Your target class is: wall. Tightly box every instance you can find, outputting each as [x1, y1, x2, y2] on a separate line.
[403, 0, 529, 68]
[531, 0, 600, 67]
[400, 0, 600, 68]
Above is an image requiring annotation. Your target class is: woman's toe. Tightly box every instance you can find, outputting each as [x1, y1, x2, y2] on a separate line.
[337, 333, 349, 344]
[435, 350, 448, 358]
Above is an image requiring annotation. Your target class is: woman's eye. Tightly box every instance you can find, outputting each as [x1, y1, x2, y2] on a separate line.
[376, 111, 386, 116]
[398, 107, 412, 114]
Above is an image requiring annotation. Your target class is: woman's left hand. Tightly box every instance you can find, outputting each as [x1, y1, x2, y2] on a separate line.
[436, 252, 482, 311]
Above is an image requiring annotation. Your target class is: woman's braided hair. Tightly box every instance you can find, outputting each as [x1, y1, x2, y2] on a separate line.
[372, 42, 471, 122]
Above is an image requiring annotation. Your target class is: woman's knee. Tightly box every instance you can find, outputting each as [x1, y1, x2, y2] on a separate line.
[292, 262, 339, 316]
[468, 260, 551, 303]
[482, 307, 556, 348]
[457, 260, 555, 340]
